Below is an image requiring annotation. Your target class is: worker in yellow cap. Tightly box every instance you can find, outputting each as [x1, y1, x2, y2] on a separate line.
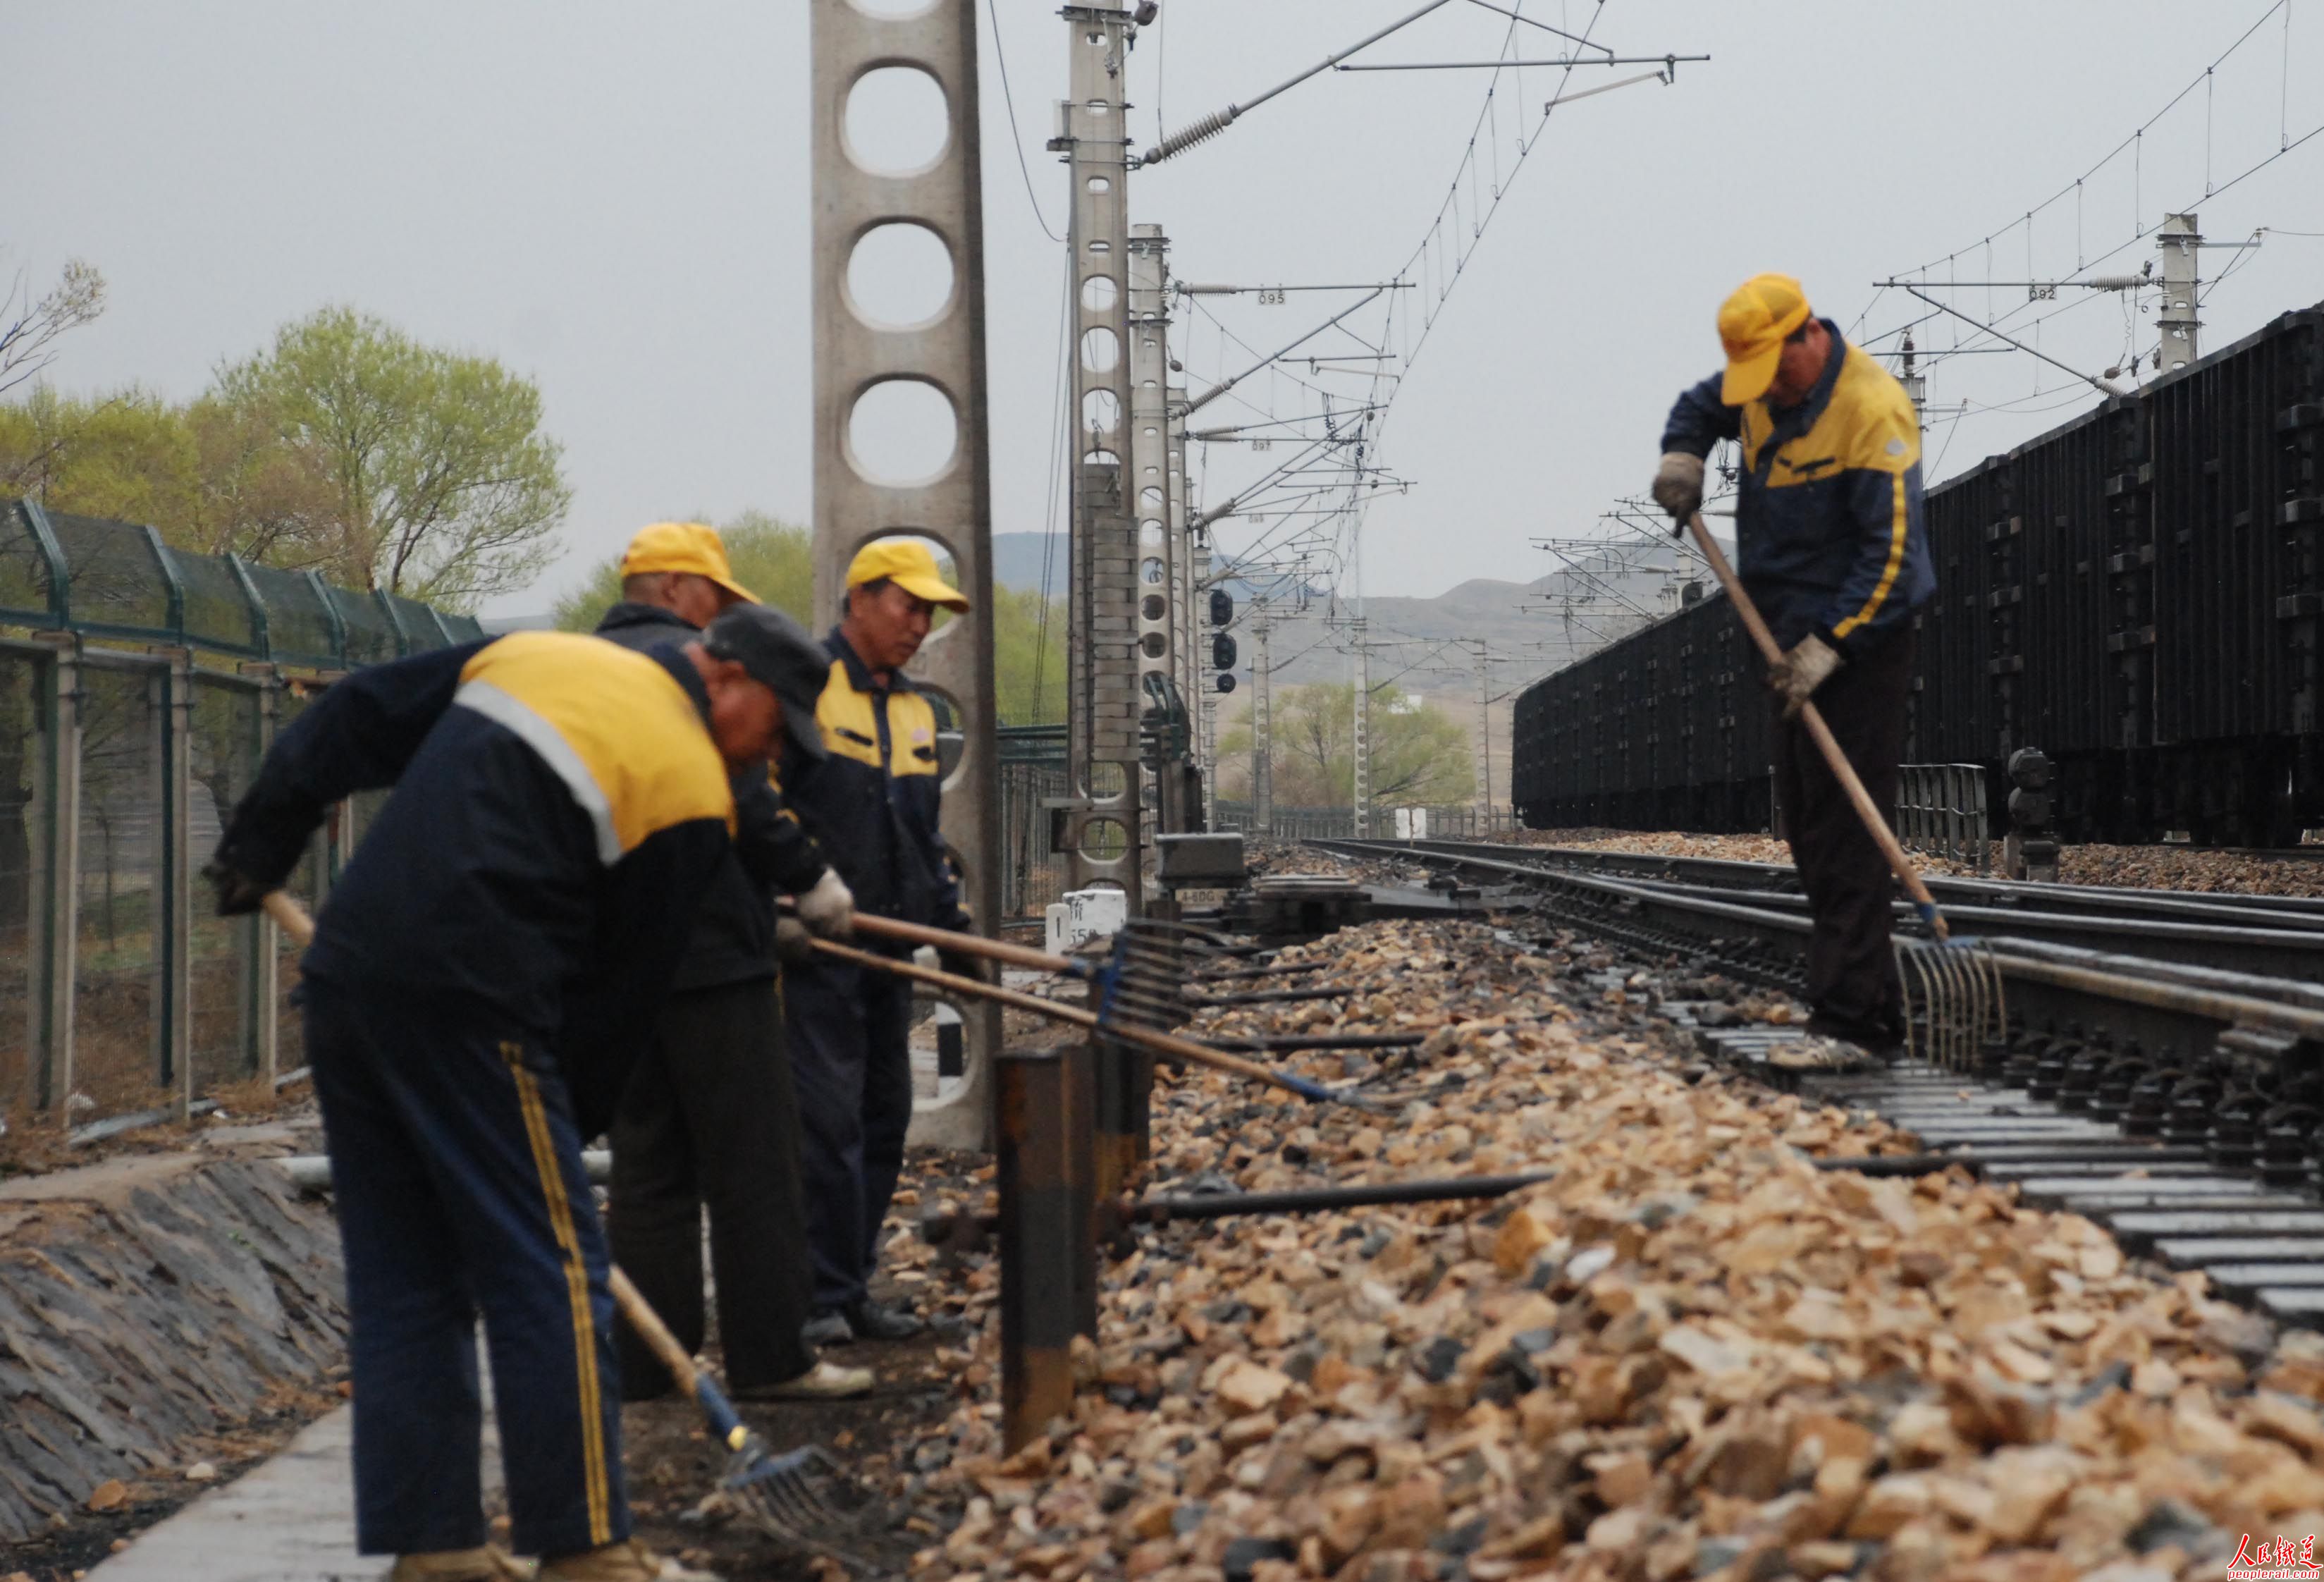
[590, 523, 873, 1408]
[1650, 274, 1936, 1055]
[778, 538, 972, 1347]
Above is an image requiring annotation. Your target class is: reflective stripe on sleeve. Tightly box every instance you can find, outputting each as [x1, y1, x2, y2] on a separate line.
[453, 679, 622, 864]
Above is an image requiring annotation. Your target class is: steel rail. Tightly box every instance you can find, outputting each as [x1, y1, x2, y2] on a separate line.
[1306, 838, 2324, 1047]
[1382, 835, 2324, 927]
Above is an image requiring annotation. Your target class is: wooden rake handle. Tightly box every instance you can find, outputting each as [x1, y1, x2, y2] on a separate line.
[824, 908, 1093, 978]
[806, 936, 1365, 1107]
[1682, 511, 1950, 940]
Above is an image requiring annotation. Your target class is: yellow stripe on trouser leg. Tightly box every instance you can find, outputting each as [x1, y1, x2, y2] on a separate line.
[503, 1041, 613, 1548]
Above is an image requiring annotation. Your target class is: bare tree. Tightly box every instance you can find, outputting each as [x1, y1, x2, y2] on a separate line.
[0, 257, 106, 398]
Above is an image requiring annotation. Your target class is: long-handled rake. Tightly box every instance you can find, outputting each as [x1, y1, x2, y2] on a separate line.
[1680, 510, 1954, 941]
[804, 916, 1379, 1109]
[258, 891, 872, 1564]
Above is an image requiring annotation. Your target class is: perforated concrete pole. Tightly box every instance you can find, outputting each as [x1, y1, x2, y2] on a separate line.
[1129, 226, 1173, 833]
[1059, 3, 1144, 907]
[812, 0, 1000, 1151]
[1353, 620, 1372, 837]
[1253, 613, 1274, 832]
[1473, 639, 1492, 821]
[1168, 379, 1192, 775]
[2158, 212, 2201, 371]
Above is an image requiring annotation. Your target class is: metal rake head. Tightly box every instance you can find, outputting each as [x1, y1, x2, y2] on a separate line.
[724, 1442, 875, 1569]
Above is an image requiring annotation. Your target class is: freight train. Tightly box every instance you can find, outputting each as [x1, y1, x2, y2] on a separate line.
[1512, 300, 2324, 845]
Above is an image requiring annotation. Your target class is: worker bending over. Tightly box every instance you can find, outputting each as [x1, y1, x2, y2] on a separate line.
[591, 523, 869, 1404]
[209, 605, 830, 1582]
[1652, 273, 1936, 1053]
[783, 540, 973, 1347]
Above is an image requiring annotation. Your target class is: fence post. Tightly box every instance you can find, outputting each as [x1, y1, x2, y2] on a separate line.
[159, 651, 193, 1115]
[249, 665, 281, 1086]
[997, 1047, 1092, 1452]
[27, 634, 80, 1115]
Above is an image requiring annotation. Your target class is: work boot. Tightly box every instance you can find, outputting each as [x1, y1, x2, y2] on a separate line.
[843, 1298, 923, 1341]
[537, 1538, 720, 1582]
[737, 1360, 874, 1402]
[389, 1547, 532, 1581]
[801, 1310, 853, 1348]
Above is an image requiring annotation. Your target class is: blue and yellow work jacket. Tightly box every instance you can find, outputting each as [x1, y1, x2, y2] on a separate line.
[594, 601, 830, 992]
[214, 631, 737, 1136]
[1661, 319, 1936, 656]
[778, 627, 966, 940]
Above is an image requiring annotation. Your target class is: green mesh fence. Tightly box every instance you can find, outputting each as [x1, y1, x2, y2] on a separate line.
[187, 677, 261, 1095]
[0, 499, 508, 1123]
[0, 497, 481, 666]
[73, 665, 166, 1117]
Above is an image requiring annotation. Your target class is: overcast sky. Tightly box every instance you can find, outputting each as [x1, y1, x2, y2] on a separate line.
[5, 1, 2320, 621]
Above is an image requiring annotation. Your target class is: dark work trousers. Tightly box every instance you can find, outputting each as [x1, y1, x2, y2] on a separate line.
[608, 977, 813, 1396]
[1771, 626, 1917, 1037]
[782, 955, 914, 1315]
[305, 983, 628, 1562]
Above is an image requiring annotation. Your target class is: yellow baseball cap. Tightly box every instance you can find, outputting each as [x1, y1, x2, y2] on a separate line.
[846, 538, 970, 613]
[1717, 273, 1814, 405]
[619, 522, 760, 606]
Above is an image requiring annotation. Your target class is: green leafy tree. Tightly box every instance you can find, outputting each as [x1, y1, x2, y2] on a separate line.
[993, 582, 1066, 725]
[215, 307, 568, 611]
[0, 256, 106, 398]
[0, 386, 344, 569]
[1215, 680, 1473, 809]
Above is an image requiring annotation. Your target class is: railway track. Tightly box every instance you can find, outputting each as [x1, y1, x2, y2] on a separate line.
[1306, 835, 2324, 1330]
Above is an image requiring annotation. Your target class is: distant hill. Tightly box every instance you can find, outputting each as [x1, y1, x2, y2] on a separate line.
[992, 532, 1069, 596]
[994, 532, 1320, 606]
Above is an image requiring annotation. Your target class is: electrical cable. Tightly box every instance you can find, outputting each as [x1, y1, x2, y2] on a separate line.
[987, 0, 1066, 243]
[1891, 1, 2287, 278]
[1031, 245, 1074, 719]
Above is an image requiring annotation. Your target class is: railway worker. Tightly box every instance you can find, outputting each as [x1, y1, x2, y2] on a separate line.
[783, 539, 973, 1348]
[589, 523, 871, 1407]
[205, 602, 833, 1582]
[1651, 272, 1936, 1053]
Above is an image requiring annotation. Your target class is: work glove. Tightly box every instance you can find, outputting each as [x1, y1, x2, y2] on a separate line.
[1768, 633, 1843, 720]
[774, 916, 816, 965]
[794, 867, 854, 938]
[1651, 451, 1706, 532]
[915, 939, 992, 986]
[203, 859, 271, 919]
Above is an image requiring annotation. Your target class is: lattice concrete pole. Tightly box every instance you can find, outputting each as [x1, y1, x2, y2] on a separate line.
[1199, 534, 1217, 808]
[1473, 639, 1492, 820]
[1128, 223, 1177, 835]
[2158, 212, 2201, 372]
[1167, 369, 1195, 788]
[1252, 612, 1274, 831]
[1353, 620, 1372, 836]
[812, 0, 1002, 1151]
[1059, 3, 1143, 909]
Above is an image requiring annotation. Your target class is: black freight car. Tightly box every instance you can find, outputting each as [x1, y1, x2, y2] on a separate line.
[1513, 301, 2324, 843]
